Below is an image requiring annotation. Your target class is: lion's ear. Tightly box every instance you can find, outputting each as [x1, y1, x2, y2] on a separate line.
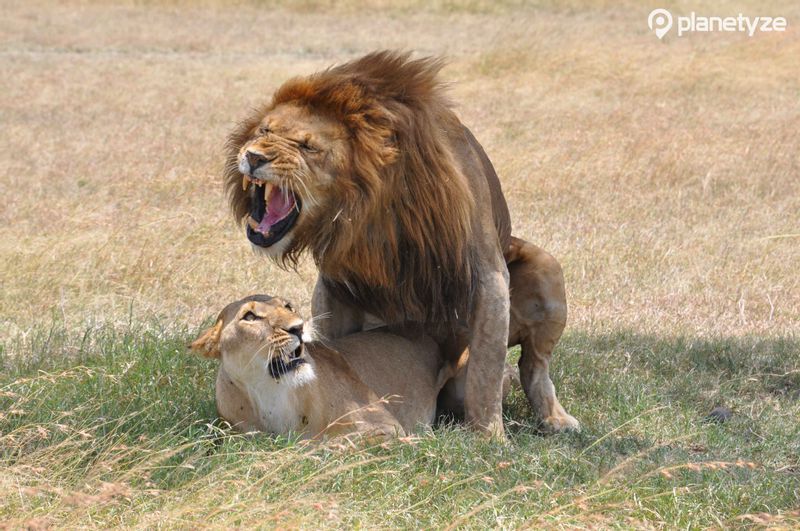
[189, 320, 223, 359]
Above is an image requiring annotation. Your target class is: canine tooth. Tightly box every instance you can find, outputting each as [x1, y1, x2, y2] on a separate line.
[247, 217, 259, 230]
[242, 175, 249, 191]
[264, 183, 274, 206]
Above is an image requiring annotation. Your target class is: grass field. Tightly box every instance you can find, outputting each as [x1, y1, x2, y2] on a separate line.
[1, 0, 799, 528]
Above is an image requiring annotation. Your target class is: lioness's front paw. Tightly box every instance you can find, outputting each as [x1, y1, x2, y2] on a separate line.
[540, 413, 580, 434]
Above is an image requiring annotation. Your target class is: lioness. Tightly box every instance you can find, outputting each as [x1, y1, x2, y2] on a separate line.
[190, 294, 451, 438]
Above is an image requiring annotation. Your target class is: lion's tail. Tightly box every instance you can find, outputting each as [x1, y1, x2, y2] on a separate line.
[435, 349, 468, 390]
[503, 235, 529, 266]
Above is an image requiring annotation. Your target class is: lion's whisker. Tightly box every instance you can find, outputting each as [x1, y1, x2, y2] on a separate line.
[293, 172, 318, 208]
[309, 311, 332, 322]
[304, 315, 325, 342]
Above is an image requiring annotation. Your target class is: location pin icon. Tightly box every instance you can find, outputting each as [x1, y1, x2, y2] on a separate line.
[648, 8, 673, 39]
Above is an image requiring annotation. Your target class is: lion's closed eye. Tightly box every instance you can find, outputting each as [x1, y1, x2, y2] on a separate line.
[299, 141, 318, 153]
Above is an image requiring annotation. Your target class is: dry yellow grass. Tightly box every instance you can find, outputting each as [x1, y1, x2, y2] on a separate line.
[1, 0, 798, 343]
[1, 4, 799, 525]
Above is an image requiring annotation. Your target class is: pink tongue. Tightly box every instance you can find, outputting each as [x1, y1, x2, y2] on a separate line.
[257, 187, 295, 234]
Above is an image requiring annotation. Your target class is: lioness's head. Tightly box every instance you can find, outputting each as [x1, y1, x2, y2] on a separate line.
[190, 295, 314, 379]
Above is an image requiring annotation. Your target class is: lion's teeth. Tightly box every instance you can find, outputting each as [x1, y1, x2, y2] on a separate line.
[264, 183, 273, 206]
[242, 175, 249, 191]
[247, 217, 259, 230]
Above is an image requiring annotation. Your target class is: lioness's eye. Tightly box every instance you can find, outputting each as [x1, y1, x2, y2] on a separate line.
[258, 126, 270, 136]
[284, 303, 294, 311]
[242, 311, 260, 321]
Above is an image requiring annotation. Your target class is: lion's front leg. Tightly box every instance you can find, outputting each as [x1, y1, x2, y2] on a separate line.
[464, 267, 511, 438]
[311, 276, 365, 340]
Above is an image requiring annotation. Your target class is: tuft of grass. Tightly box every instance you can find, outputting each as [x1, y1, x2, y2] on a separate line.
[2, 324, 798, 528]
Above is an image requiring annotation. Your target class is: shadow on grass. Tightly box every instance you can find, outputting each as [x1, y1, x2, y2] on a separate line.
[506, 329, 799, 449]
[563, 329, 800, 405]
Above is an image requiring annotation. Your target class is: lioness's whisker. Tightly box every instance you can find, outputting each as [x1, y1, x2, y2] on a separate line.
[247, 342, 269, 368]
[306, 314, 332, 345]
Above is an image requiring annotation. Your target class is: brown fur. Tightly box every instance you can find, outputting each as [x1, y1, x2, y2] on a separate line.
[224, 51, 514, 436]
[224, 52, 481, 324]
[506, 236, 578, 432]
[440, 236, 580, 432]
[190, 295, 451, 438]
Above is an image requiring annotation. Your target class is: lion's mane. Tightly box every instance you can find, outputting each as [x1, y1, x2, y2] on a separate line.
[224, 51, 480, 324]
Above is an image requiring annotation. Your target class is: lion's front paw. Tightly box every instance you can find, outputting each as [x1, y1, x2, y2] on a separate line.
[540, 413, 580, 434]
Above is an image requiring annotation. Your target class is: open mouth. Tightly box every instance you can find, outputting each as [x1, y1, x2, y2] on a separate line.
[267, 344, 306, 380]
[292, 343, 303, 358]
[243, 178, 302, 248]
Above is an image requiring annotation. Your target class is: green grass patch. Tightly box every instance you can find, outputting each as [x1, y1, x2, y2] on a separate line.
[1, 324, 798, 528]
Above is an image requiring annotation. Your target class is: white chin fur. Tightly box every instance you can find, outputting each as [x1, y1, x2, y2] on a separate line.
[286, 362, 316, 388]
[249, 234, 293, 258]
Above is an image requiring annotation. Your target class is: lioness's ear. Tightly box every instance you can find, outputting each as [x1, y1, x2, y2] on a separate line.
[189, 320, 223, 359]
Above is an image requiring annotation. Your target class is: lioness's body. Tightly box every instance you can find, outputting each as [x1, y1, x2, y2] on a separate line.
[191, 295, 447, 438]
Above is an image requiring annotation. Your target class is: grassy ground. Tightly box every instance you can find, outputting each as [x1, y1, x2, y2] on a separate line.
[1, 0, 799, 528]
[1, 326, 798, 528]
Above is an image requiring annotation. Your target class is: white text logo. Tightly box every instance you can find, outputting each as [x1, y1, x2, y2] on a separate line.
[648, 9, 673, 39]
[647, 9, 788, 39]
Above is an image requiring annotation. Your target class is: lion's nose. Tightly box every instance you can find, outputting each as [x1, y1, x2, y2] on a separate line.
[245, 150, 271, 172]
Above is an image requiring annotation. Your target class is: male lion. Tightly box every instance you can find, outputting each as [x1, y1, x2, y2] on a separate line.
[223, 51, 576, 436]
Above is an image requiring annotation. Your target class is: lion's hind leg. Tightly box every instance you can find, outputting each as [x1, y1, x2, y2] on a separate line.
[518, 332, 579, 433]
[508, 237, 579, 433]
